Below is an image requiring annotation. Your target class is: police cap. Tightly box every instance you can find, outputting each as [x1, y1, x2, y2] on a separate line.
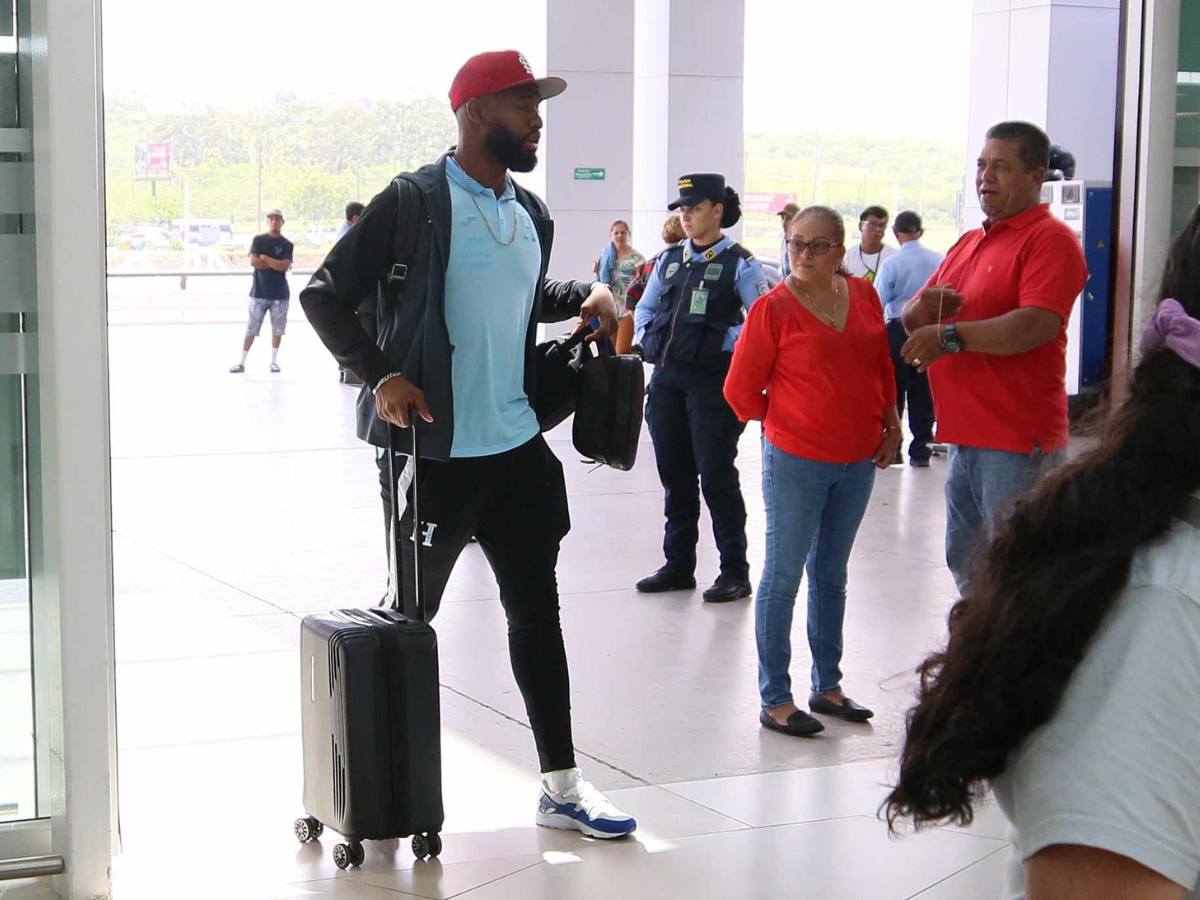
[668, 173, 726, 210]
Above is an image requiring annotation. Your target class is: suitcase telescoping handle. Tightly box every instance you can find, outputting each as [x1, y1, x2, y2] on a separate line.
[386, 422, 426, 623]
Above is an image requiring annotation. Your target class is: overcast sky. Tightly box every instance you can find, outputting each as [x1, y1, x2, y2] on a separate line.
[102, 0, 971, 143]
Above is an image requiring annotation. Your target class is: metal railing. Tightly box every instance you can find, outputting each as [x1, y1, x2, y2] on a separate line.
[0, 855, 64, 881]
[107, 268, 317, 290]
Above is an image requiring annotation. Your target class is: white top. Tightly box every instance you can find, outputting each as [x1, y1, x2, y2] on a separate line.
[842, 243, 897, 283]
[992, 499, 1200, 898]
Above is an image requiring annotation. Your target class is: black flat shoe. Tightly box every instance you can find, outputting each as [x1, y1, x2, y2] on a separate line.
[808, 693, 874, 722]
[760, 708, 825, 737]
[636, 567, 696, 593]
[703, 573, 752, 603]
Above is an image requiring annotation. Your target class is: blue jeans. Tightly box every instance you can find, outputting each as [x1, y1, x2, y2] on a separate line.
[755, 439, 876, 708]
[945, 444, 1063, 595]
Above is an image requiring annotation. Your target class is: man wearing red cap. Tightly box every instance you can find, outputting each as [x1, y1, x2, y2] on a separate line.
[301, 51, 634, 840]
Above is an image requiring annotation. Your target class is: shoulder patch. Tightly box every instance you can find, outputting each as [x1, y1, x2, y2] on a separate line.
[755, 279, 770, 297]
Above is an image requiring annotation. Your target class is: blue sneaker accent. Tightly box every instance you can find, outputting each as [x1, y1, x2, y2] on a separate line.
[537, 793, 636, 837]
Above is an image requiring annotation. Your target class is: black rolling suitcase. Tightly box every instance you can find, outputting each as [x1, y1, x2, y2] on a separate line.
[294, 424, 444, 870]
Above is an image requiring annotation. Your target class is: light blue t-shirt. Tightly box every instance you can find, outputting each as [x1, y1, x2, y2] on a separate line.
[633, 236, 769, 349]
[443, 157, 542, 458]
[874, 240, 944, 322]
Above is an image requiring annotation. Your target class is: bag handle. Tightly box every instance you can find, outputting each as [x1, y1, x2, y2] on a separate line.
[386, 422, 426, 622]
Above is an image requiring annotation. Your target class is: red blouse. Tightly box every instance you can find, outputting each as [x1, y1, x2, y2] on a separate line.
[724, 277, 897, 464]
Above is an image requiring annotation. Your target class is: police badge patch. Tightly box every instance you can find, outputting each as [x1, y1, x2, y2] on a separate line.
[665, 262, 680, 279]
[755, 279, 770, 297]
[704, 263, 723, 280]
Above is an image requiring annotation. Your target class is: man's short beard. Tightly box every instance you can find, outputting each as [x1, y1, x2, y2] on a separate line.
[486, 123, 538, 173]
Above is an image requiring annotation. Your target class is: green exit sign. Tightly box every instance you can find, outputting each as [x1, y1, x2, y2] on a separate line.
[574, 167, 606, 181]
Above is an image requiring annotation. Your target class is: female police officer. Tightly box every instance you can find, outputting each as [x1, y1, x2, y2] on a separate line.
[633, 173, 770, 602]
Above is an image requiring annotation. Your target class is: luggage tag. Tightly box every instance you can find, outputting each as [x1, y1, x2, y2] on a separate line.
[690, 280, 709, 315]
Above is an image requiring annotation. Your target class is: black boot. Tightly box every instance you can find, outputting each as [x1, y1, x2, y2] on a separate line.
[702, 573, 752, 603]
[636, 566, 696, 593]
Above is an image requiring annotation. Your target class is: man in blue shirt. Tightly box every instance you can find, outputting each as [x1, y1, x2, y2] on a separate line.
[335, 201, 364, 242]
[301, 51, 635, 840]
[875, 211, 943, 466]
[778, 201, 798, 277]
[231, 209, 293, 373]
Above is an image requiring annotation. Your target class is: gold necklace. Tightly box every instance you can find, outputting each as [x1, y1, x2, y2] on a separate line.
[789, 274, 841, 327]
[468, 190, 517, 248]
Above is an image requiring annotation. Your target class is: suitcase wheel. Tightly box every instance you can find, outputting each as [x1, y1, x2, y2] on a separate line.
[294, 816, 323, 843]
[333, 841, 365, 870]
[412, 832, 441, 860]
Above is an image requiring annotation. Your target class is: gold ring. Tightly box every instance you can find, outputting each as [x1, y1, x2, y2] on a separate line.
[912, 358, 922, 366]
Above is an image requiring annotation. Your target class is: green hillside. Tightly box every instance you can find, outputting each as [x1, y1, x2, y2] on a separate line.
[104, 94, 967, 255]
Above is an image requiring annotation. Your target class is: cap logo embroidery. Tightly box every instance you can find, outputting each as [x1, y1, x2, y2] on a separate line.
[518, 54, 534, 76]
[678, 178, 694, 190]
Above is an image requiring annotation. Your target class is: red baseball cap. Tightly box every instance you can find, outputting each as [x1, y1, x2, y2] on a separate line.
[449, 51, 567, 112]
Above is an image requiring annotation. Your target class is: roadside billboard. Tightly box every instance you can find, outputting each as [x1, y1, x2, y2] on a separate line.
[134, 141, 172, 180]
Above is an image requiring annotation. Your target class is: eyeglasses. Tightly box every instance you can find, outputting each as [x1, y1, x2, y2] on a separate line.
[861, 221, 888, 230]
[786, 238, 837, 256]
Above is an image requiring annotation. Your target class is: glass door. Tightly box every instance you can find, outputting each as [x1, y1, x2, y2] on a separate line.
[0, 0, 40, 828]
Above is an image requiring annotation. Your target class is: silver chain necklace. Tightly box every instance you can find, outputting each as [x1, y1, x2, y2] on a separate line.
[467, 190, 516, 248]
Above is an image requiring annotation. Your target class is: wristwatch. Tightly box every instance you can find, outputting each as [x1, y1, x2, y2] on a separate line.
[941, 322, 964, 354]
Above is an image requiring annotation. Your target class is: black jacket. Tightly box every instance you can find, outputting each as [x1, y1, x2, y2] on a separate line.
[299, 152, 593, 460]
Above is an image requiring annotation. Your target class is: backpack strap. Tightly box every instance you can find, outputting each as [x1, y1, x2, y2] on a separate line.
[387, 176, 423, 288]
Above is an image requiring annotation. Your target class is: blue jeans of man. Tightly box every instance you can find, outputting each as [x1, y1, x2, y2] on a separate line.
[755, 439, 876, 708]
[645, 361, 749, 578]
[945, 444, 1063, 594]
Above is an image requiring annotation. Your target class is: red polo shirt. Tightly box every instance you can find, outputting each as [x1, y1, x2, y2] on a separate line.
[925, 204, 1088, 454]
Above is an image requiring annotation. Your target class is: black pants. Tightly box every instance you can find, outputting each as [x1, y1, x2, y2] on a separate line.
[645, 361, 748, 578]
[886, 319, 934, 462]
[376, 434, 575, 773]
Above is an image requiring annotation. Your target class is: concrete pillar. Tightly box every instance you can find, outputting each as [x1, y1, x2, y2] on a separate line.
[542, 0, 635, 281]
[963, 0, 1121, 228]
[631, 0, 745, 256]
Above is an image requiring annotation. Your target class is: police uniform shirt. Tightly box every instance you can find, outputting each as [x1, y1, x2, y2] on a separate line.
[633, 236, 769, 350]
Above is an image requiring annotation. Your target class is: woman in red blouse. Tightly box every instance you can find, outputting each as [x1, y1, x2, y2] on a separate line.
[725, 205, 901, 737]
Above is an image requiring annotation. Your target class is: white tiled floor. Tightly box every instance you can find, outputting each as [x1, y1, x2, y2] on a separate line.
[5, 292, 1011, 898]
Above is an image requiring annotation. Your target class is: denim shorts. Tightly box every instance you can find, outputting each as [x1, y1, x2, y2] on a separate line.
[246, 297, 289, 337]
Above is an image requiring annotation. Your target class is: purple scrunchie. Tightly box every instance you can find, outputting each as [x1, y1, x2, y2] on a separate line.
[1140, 298, 1200, 369]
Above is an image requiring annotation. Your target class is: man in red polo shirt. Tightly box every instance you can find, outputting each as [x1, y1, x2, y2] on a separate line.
[898, 121, 1088, 593]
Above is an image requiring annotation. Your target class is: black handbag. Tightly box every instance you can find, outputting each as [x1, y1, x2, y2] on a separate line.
[571, 339, 645, 471]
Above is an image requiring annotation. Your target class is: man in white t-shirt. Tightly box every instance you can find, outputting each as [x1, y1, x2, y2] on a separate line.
[842, 205, 897, 283]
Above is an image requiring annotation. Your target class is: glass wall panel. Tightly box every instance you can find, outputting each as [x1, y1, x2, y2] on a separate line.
[0, 0, 38, 825]
[1174, 0, 1200, 233]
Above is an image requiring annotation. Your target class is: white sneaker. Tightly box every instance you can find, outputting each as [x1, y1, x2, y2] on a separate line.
[536, 767, 636, 839]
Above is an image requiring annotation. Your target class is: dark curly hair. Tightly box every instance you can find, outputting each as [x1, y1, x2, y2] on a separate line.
[884, 204, 1200, 831]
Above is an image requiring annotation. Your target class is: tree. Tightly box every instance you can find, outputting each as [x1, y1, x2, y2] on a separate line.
[286, 171, 347, 223]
